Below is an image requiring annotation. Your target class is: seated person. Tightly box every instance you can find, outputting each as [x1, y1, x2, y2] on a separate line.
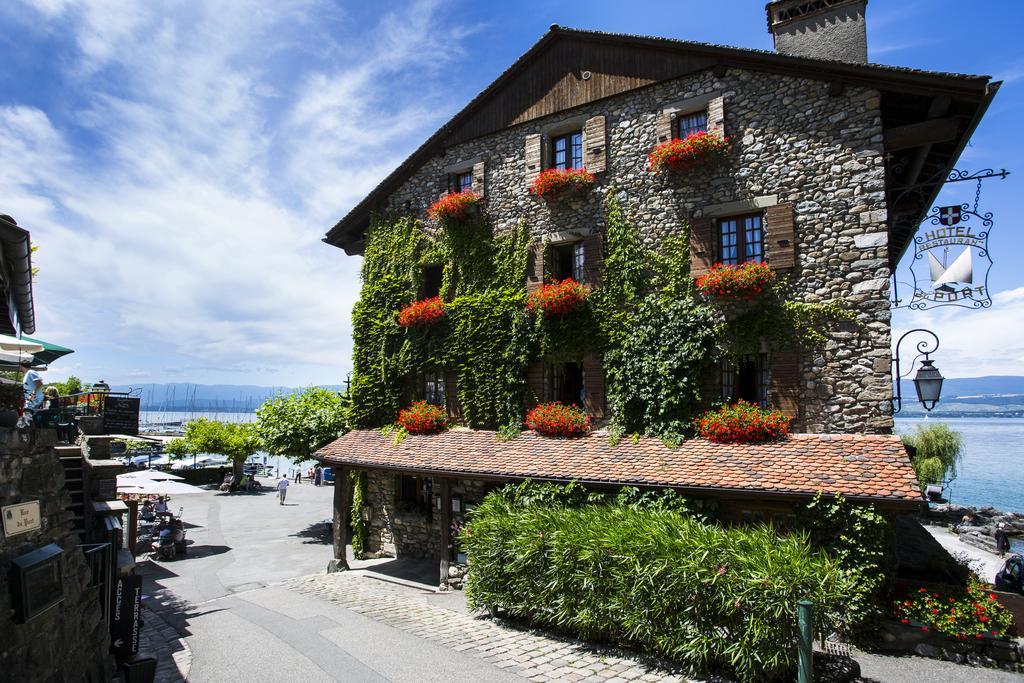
[220, 473, 233, 492]
[140, 500, 155, 521]
[154, 497, 169, 515]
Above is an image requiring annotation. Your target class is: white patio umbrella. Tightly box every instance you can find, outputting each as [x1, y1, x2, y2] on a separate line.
[117, 479, 205, 495]
[118, 470, 185, 482]
[0, 335, 44, 353]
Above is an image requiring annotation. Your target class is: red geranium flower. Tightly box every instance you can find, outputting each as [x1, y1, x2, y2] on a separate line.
[427, 190, 481, 222]
[694, 400, 790, 444]
[524, 402, 590, 438]
[695, 262, 775, 302]
[526, 278, 589, 318]
[648, 131, 731, 174]
[398, 297, 445, 328]
[397, 401, 448, 434]
[530, 168, 595, 200]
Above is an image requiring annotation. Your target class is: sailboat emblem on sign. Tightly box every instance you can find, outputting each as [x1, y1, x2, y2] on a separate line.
[927, 248, 972, 292]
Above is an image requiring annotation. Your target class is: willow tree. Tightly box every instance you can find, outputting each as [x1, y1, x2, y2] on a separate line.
[902, 423, 964, 488]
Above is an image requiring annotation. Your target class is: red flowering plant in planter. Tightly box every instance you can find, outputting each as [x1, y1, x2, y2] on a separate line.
[397, 297, 445, 328]
[397, 400, 449, 434]
[530, 168, 595, 200]
[525, 402, 591, 437]
[694, 400, 790, 443]
[892, 578, 1014, 639]
[526, 278, 590, 319]
[648, 131, 731, 174]
[695, 262, 776, 302]
[427, 190, 481, 222]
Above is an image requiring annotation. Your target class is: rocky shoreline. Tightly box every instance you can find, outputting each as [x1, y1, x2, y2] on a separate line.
[927, 504, 1024, 556]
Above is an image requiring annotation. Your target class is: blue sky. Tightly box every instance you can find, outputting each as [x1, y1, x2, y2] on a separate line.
[0, 0, 1021, 386]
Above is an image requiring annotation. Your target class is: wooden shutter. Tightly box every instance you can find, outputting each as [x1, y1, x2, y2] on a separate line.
[707, 96, 726, 136]
[689, 216, 715, 278]
[582, 115, 607, 173]
[525, 133, 543, 186]
[764, 203, 797, 270]
[655, 112, 674, 143]
[439, 172, 452, 199]
[472, 161, 486, 197]
[526, 241, 545, 291]
[581, 233, 603, 288]
[445, 371, 462, 423]
[525, 363, 545, 409]
[582, 355, 606, 419]
[769, 351, 801, 423]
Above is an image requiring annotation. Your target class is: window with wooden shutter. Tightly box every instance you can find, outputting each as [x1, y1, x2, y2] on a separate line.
[439, 172, 453, 199]
[472, 161, 485, 197]
[764, 203, 797, 270]
[655, 112, 674, 144]
[707, 95, 726, 136]
[445, 371, 462, 422]
[582, 355, 606, 419]
[769, 350, 801, 423]
[582, 115, 607, 173]
[526, 241, 545, 291]
[525, 362, 545, 409]
[525, 133, 543, 186]
[689, 217, 715, 278]
[581, 233, 603, 288]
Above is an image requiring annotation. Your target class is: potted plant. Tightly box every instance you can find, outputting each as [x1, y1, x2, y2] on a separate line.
[893, 579, 1015, 640]
[648, 131, 731, 174]
[525, 401, 591, 437]
[398, 296, 445, 328]
[397, 400, 449, 434]
[428, 190, 481, 222]
[530, 168, 595, 201]
[526, 278, 590, 318]
[695, 262, 775, 302]
[694, 400, 790, 443]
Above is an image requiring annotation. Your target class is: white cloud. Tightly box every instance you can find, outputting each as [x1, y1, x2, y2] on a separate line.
[1, 0, 476, 385]
[893, 287, 1024, 378]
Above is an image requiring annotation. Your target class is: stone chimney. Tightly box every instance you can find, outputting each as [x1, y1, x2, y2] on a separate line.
[766, 0, 868, 64]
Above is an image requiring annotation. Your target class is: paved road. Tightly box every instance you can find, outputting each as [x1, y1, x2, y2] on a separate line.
[139, 479, 523, 681]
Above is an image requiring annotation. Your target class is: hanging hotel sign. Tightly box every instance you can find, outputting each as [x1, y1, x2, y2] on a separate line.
[904, 203, 993, 310]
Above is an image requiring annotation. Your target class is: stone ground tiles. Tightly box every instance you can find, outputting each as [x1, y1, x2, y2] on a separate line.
[283, 572, 697, 683]
[139, 602, 192, 683]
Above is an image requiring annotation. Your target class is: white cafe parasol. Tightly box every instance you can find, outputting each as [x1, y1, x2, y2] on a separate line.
[116, 479, 205, 495]
[0, 335, 44, 353]
[118, 470, 185, 483]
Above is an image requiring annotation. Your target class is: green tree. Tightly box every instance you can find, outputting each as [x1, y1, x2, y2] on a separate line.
[46, 375, 84, 395]
[179, 418, 260, 479]
[902, 422, 964, 488]
[255, 387, 348, 464]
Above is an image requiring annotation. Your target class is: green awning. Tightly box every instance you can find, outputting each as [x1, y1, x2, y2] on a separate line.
[21, 336, 74, 365]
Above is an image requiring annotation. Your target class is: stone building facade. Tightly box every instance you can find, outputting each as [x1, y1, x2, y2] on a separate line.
[374, 66, 892, 433]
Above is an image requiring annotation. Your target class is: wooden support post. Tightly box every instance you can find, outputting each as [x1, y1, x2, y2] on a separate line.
[333, 465, 351, 568]
[439, 477, 451, 588]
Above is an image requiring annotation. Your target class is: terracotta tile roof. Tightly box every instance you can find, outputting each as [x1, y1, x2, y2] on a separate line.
[316, 429, 922, 506]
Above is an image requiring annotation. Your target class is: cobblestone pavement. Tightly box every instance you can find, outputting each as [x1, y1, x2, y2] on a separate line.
[282, 572, 699, 683]
[139, 601, 192, 683]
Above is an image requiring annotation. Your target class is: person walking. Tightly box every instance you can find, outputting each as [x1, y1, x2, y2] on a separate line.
[294, 468, 302, 485]
[277, 475, 289, 505]
[313, 465, 323, 487]
[995, 523, 1011, 558]
[20, 360, 43, 410]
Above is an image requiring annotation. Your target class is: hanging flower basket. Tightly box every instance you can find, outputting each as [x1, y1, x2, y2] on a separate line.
[695, 262, 775, 302]
[648, 131, 731, 174]
[398, 297, 445, 328]
[397, 400, 449, 434]
[525, 402, 591, 437]
[530, 168, 595, 201]
[526, 278, 590, 318]
[428, 190, 481, 222]
[694, 401, 790, 443]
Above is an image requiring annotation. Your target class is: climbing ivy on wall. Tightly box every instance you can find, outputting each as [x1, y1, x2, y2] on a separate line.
[347, 194, 853, 438]
[349, 470, 367, 558]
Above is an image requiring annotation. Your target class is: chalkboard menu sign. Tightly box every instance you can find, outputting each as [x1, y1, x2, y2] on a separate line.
[103, 396, 140, 435]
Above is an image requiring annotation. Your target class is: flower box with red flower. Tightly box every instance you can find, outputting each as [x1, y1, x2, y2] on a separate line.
[648, 131, 731, 174]
[695, 262, 775, 302]
[427, 190, 481, 222]
[694, 400, 790, 443]
[397, 401, 449, 434]
[526, 278, 589, 319]
[398, 297, 445, 328]
[525, 402, 591, 437]
[892, 577, 1015, 640]
[529, 168, 595, 201]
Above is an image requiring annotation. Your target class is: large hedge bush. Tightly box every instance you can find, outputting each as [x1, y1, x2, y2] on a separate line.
[462, 490, 857, 681]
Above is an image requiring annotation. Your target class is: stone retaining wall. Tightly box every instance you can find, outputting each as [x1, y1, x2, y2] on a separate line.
[878, 620, 1023, 672]
[380, 65, 893, 434]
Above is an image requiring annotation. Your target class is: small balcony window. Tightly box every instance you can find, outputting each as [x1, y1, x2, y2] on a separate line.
[421, 265, 443, 298]
[454, 171, 473, 193]
[424, 370, 446, 407]
[676, 110, 708, 139]
[719, 213, 764, 265]
[545, 361, 584, 407]
[551, 131, 583, 170]
[721, 353, 768, 407]
[549, 242, 584, 282]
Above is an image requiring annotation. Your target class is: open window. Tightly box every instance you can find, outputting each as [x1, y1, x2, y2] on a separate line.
[721, 353, 768, 407]
[421, 265, 443, 298]
[545, 361, 584, 406]
[548, 242, 584, 281]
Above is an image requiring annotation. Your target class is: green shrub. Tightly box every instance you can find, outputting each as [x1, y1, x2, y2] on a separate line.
[901, 422, 964, 488]
[463, 490, 857, 681]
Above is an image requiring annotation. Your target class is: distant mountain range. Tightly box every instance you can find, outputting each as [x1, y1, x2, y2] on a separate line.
[114, 377, 1024, 417]
[898, 375, 1024, 417]
[111, 382, 345, 413]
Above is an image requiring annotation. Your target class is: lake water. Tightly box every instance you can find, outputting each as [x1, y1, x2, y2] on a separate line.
[895, 417, 1023, 513]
